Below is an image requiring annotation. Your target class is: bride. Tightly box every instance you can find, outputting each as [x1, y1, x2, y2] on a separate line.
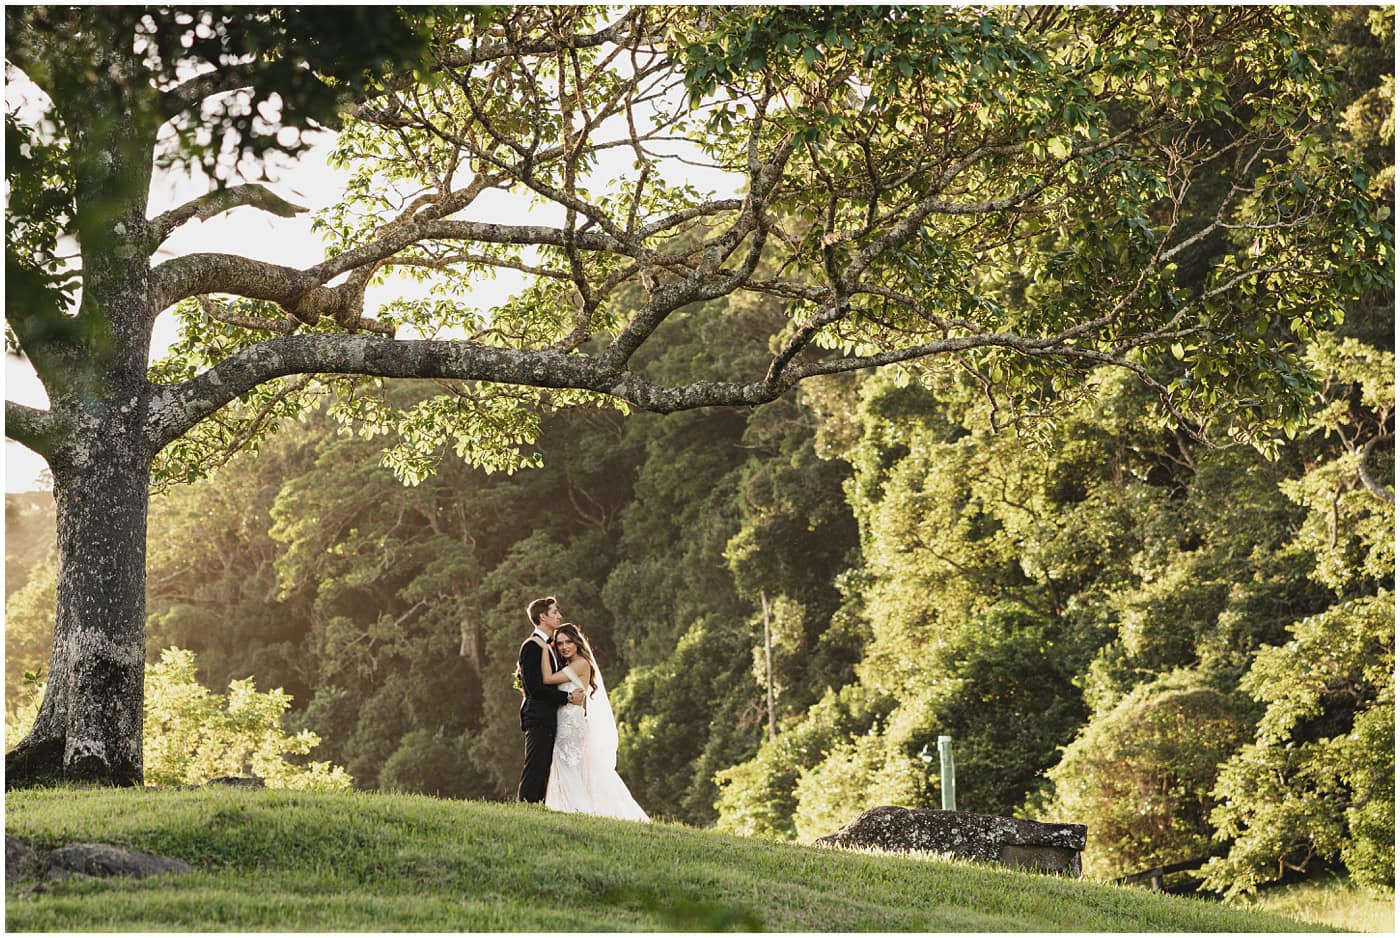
[539, 623, 649, 822]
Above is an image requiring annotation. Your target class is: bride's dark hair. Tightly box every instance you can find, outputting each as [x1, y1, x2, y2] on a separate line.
[555, 623, 599, 698]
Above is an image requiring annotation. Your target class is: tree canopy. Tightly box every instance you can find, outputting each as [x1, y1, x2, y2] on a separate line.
[10, 7, 1386, 476]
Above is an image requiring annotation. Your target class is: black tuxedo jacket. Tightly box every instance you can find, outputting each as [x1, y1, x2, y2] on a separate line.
[518, 636, 570, 731]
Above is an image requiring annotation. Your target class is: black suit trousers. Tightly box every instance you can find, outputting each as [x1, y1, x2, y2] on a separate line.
[518, 721, 556, 803]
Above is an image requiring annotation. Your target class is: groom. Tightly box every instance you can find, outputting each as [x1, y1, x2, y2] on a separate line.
[517, 595, 585, 803]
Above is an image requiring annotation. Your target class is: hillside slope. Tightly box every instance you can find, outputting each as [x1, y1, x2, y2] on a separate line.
[6, 788, 1330, 931]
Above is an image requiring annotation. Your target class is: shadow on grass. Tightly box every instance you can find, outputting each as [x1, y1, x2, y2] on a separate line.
[602, 884, 765, 931]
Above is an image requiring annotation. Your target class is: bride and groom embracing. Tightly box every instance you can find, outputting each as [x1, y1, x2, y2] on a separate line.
[516, 596, 649, 821]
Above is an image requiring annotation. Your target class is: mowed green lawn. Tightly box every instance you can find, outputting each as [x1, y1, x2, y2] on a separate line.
[6, 787, 1332, 931]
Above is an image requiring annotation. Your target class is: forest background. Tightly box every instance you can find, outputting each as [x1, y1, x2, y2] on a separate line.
[4, 6, 1392, 901]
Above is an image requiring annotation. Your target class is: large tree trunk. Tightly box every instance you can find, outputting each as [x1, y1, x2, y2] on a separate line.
[6, 428, 151, 787]
[3, 36, 162, 787]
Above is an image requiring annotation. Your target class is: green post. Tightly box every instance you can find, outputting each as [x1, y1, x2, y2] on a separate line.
[938, 735, 956, 811]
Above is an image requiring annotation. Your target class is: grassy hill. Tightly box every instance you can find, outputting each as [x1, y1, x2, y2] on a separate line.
[6, 787, 1334, 932]
[1235, 872, 1392, 934]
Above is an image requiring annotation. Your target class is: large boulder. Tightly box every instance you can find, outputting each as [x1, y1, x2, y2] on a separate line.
[815, 805, 1087, 875]
[45, 843, 194, 880]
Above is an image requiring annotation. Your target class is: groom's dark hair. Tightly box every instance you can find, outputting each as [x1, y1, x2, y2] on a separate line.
[527, 596, 557, 627]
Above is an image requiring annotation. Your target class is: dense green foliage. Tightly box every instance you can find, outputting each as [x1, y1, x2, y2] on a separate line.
[1046, 672, 1256, 880]
[5, 787, 1327, 932]
[6, 648, 349, 790]
[4, 3, 1391, 901]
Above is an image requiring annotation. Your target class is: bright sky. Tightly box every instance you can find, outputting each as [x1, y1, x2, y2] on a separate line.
[4, 86, 739, 493]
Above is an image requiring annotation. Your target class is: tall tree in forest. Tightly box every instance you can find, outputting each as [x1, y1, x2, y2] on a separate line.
[1203, 335, 1394, 895]
[5, 5, 1386, 786]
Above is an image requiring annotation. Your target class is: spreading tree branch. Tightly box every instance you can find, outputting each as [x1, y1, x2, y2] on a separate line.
[194, 295, 298, 335]
[5, 400, 64, 459]
[1357, 432, 1395, 506]
[124, 7, 1379, 473]
[150, 185, 307, 245]
[149, 221, 627, 322]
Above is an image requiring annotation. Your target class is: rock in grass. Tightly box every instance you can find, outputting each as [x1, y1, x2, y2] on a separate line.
[815, 805, 1087, 875]
[7, 836, 33, 883]
[45, 843, 193, 880]
[206, 776, 265, 788]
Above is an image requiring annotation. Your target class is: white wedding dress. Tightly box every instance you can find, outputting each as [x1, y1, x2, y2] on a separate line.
[544, 664, 649, 822]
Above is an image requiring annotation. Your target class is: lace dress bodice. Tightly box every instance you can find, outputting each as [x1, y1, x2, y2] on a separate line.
[553, 669, 588, 769]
